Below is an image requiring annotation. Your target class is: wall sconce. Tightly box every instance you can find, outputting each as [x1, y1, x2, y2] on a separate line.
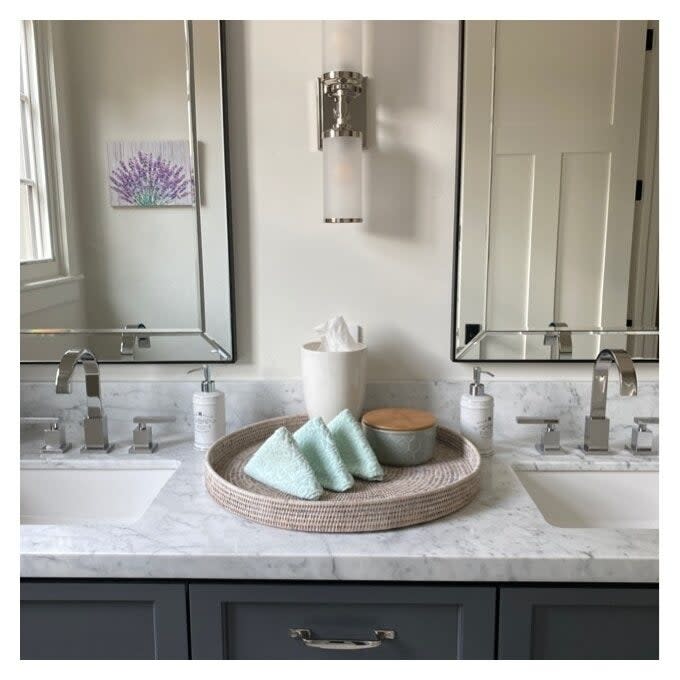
[318, 21, 366, 223]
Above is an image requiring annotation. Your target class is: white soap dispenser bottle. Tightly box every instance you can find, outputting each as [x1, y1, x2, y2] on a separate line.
[189, 365, 226, 451]
[460, 366, 495, 456]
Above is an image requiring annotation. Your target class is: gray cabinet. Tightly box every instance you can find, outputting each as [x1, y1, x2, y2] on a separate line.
[189, 583, 496, 659]
[20, 580, 659, 660]
[498, 586, 659, 660]
[20, 581, 189, 660]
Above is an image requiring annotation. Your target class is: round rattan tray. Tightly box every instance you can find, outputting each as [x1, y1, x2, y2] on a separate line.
[205, 415, 481, 532]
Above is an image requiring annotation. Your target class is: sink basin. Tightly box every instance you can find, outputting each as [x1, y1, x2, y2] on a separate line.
[513, 468, 658, 529]
[20, 458, 179, 525]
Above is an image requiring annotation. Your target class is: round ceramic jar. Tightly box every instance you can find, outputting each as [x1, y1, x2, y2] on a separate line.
[361, 408, 437, 466]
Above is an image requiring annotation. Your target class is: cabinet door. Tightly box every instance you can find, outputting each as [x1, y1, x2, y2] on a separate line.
[21, 581, 189, 660]
[498, 586, 658, 659]
[189, 582, 495, 659]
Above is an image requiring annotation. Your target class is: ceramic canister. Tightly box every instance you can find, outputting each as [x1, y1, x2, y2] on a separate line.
[361, 408, 437, 466]
[301, 341, 367, 422]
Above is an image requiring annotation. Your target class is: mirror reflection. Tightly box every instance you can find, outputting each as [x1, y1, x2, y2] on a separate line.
[20, 20, 234, 362]
[454, 20, 658, 361]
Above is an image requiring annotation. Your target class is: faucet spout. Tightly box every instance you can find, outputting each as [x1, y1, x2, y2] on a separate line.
[55, 348, 111, 451]
[589, 349, 638, 419]
[55, 348, 103, 418]
[584, 348, 638, 452]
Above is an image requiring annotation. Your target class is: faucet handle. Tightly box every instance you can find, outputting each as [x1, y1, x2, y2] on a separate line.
[516, 417, 559, 426]
[130, 416, 177, 453]
[634, 416, 659, 427]
[516, 416, 562, 454]
[627, 417, 658, 455]
[133, 416, 177, 425]
[20, 416, 71, 453]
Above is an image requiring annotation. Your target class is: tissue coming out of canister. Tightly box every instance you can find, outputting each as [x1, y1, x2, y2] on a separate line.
[314, 316, 362, 351]
[301, 316, 367, 421]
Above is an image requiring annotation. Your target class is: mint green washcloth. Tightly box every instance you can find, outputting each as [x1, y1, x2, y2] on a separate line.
[328, 409, 384, 481]
[294, 417, 354, 492]
[244, 427, 323, 500]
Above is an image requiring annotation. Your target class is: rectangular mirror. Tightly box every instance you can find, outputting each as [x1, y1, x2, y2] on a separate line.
[453, 20, 658, 361]
[20, 20, 236, 363]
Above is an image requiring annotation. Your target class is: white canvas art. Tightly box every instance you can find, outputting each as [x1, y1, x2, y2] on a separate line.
[107, 140, 194, 207]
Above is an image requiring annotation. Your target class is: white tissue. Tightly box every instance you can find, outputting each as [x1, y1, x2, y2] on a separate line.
[314, 316, 362, 351]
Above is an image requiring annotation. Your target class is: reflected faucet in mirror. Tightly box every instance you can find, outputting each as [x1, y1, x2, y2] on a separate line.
[543, 322, 572, 360]
[120, 323, 151, 356]
[584, 349, 638, 452]
[55, 348, 112, 452]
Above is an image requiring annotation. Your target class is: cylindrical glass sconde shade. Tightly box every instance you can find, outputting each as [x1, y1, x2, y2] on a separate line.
[323, 21, 363, 72]
[323, 135, 362, 223]
[322, 21, 364, 223]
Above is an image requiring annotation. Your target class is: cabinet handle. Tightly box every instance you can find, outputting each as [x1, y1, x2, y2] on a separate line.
[289, 628, 395, 650]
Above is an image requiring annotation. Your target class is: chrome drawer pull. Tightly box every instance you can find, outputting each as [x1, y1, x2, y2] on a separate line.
[289, 628, 395, 650]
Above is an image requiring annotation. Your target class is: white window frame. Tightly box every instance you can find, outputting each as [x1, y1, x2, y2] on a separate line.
[20, 20, 68, 284]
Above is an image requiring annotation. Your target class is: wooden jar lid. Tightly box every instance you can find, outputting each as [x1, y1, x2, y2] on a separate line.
[361, 408, 436, 432]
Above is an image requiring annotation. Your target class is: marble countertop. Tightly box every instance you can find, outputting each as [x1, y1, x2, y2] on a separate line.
[20, 432, 659, 583]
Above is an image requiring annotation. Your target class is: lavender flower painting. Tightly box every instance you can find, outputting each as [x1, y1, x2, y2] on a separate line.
[107, 141, 195, 207]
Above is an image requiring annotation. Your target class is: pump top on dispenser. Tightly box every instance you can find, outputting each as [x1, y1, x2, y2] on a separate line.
[460, 366, 495, 456]
[191, 364, 216, 392]
[189, 364, 226, 450]
[469, 366, 493, 396]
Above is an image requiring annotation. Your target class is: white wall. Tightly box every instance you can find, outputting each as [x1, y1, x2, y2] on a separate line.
[20, 20, 658, 383]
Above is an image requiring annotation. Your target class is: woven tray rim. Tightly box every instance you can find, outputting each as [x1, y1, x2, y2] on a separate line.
[204, 415, 481, 528]
[205, 461, 481, 509]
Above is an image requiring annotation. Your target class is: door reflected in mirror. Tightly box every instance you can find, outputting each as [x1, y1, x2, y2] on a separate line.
[454, 20, 658, 361]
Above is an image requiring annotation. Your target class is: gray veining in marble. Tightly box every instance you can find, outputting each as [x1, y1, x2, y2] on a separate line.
[20, 379, 658, 582]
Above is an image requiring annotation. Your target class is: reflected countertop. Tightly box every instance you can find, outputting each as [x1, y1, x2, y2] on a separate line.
[20, 433, 658, 583]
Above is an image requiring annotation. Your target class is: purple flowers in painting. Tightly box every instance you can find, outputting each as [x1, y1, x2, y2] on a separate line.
[109, 149, 193, 207]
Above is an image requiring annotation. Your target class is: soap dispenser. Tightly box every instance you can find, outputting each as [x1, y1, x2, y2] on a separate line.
[460, 367, 495, 456]
[189, 365, 226, 450]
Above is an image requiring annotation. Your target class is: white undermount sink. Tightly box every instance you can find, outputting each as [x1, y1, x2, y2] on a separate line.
[20, 458, 179, 525]
[513, 468, 658, 529]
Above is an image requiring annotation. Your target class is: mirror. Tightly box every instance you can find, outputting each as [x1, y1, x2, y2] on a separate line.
[454, 20, 658, 361]
[20, 20, 235, 363]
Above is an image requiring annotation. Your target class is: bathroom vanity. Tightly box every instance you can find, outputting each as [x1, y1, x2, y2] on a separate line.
[20, 411, 659, 660]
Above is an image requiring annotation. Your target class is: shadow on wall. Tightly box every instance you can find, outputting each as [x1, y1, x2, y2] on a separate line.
[364, 21, 430, 241]
[367, 325, 446, 380]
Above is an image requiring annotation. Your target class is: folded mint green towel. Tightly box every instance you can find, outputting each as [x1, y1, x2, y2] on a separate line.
[294, 417, 354, 492]
[244, 427, 323, 500]
[328, 409, 384, 481]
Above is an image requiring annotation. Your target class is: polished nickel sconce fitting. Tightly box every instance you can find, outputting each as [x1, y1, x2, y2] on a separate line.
[317, 71, 367, 148]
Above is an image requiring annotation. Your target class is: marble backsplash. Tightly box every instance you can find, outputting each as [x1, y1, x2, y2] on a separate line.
[20, 379, 658, 449]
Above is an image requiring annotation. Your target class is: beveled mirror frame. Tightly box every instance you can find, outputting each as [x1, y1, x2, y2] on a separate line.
[21, 20, 237, 364]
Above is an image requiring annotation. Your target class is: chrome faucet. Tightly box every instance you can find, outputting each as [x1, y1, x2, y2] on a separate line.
[55, 348, 112, 451]
[584, 348, 638, 452]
